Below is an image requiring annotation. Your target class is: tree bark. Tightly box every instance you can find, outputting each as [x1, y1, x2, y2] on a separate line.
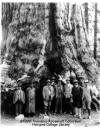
[94, 3, 97, 60]
[84, 3, 88, 31]
[1, 3, 100, 86]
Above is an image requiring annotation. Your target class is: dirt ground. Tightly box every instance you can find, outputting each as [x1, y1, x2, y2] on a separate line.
[1, 110, 100, 128]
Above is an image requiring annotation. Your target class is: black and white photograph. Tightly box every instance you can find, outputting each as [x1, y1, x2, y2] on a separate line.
[0, 1, 100, 127]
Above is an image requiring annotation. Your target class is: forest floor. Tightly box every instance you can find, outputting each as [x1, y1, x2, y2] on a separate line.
[1, 110, 100, 128]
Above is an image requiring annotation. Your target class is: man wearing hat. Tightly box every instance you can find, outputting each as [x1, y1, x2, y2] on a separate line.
[82, 80, 92, 119]
[72, 79, 83, 119]
[51, 77, 56, 113]
[13, 82, 25, 116]
[64, 78, 73, 114]
[55, 77, 63, 114]
[91, 84, 100, 112]
[42, 79, 55, 115]
[78, 76, 85, 87]
[25, 81, 36, 116]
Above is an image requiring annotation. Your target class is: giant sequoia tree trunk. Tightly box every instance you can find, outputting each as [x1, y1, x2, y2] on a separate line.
[94, 3, 97, 60]
[48, 3, 99, 84]
[1, 3, 100, 86]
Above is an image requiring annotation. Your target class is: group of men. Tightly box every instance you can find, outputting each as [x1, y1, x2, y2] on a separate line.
[42, 77, 100, 119]
[13, 81, 36, 116]
[13, 76, 100, 119]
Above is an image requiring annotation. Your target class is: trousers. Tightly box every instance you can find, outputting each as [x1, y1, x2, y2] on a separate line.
[75, 107, 82, 117]
[15, 101, 23, 116]
[55, 97, 62, 113]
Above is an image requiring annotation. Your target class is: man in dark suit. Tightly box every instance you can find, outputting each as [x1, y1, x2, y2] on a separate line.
[72, 79, 83, 119]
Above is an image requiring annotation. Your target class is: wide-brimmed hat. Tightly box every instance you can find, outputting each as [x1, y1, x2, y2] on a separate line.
[84, 80, 88, 83]
[66, 78, 70, 81]
[78, 76, 84, 79]
[33, 77, 39, 83]
[73, 79, 78, 83]
[58, 76, 63, 81]
[52, 77, 55, 80]
[17, 74, 30, 82]
[47, 79, 50, 82]
[32, 81, 38, 84]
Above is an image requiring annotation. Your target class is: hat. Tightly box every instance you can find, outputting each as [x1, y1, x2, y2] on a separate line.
[58, 75, 63, 81]
[17, 79, 22, 83]
[78, 76, 84, 79]
[17, 74, 30, 82]
[66, 78, 70, 81]
[33, 77, 39, 83]
[47, 79, 50, 82]
[58, 78, 62, 81]
[32, 81, 38, 84]
[73, 79, 78, 83]
[62, 79, 66, 84]
[52, 77, 55, 80]
[84, 80, 88, 83]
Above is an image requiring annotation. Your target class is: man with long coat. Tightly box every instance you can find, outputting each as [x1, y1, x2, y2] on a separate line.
[50, 77, 56, 113]
[42, 79, 55, 115]
[13, 82, 25, 116]
[55, 78, 63, 114]
[82, 80, 92, 119]
[64, 79, 73, 114]
[25, 82, 36, 116]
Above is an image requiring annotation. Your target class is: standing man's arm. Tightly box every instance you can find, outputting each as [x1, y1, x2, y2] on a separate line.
[42, 87, 45, 99]
[90, 89, 93, 99]
[71, 87, 74, 101]
[23, 91, 25, 104]
[13, 91, 16, 104]
[81, 87, 83, 98]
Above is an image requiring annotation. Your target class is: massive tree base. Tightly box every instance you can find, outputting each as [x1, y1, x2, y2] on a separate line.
[1, 3, 100, 88]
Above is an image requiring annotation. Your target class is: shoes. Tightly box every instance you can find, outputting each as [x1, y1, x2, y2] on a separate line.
[60, 111, 62, 114]
[74, 114, 78, 118]
[78, 116, 82, 119]
[88, 116, 91, 119]
[74, 115, 82, 119]
[95, 109, 98, 112]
